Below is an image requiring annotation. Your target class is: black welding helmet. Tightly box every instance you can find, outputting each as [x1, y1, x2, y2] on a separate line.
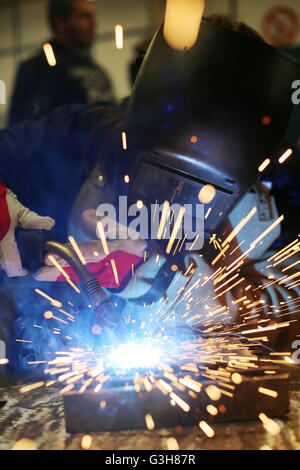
[121, 20, 300, 240]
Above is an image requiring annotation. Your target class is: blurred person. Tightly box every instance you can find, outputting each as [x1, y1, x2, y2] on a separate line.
[8, 0, 115, 126]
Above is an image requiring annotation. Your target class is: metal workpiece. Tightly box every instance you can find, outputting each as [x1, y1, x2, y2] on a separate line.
[63, 365, 290, 433]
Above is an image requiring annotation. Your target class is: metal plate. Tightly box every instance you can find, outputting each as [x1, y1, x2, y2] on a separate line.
[63, 367, 289, 433]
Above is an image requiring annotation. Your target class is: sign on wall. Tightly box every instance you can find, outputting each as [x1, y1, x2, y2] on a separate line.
[261, 5, 300, 47]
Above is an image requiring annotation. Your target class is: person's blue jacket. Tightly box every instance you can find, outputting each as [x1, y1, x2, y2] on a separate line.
[8, 40, 115, 126]
[0, 102, 120, 241]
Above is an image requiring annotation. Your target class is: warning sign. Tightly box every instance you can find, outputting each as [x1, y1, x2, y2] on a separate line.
[261, 6, 300, 47]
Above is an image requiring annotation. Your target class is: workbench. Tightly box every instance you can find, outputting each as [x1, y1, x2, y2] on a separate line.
[0, 365, 299, 451]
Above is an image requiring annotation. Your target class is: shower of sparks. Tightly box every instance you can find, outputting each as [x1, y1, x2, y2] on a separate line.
[14, 173, 300, 438]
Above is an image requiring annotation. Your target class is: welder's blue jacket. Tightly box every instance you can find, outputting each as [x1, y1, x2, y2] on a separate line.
[0, 101, 300, 248]
[0, 102, 121, 241]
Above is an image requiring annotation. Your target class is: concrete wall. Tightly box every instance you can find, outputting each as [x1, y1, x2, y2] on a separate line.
[0, 0, 300, 127]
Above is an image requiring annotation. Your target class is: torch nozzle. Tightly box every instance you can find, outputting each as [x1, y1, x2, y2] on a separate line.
[45, 240, 124, 339]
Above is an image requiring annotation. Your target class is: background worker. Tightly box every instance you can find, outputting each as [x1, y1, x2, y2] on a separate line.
[8, 0, 115, 126]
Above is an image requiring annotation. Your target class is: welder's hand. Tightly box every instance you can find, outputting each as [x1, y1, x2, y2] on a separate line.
[33, 238, 148, 288]
[0, 186, 55, 277]
[34, 207, 148, 287]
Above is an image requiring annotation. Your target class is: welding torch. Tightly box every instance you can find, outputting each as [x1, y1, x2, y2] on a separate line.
[15, 228, 126, 343]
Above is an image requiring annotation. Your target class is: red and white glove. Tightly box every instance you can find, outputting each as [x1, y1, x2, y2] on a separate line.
[0, 181, 55, 277]
[34, 209, 148, 290]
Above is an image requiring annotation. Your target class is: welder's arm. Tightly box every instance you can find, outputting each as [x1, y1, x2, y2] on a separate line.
[0, 103, 95, 188]
[185, 185, 300, 350]
[34, 237, 147, 289]
[0, 182, 55, 277]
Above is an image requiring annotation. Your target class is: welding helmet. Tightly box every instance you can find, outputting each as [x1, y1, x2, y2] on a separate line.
[121, 20, 300, 241]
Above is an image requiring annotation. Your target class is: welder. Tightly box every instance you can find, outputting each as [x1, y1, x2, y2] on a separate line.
[0, 16, 300, 375]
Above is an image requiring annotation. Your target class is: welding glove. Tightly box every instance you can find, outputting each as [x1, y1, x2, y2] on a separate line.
[34, 209, 148, 289]
[170, 184, 300, 350]
[0, 182, 55, 277]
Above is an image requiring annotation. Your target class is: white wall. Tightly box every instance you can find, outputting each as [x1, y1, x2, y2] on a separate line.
[237, 0, 300, 45]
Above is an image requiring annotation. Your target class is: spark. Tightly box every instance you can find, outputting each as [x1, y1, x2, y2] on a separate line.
[115, 24, 124, 49]
[166, 207, 185, 254]
[34, 289, 62, 308]
[205, 385, 221, 401]
[222, 207, 257, 247]
[206, 405, 218, 416]
[169, 392, 190, 412]
[199, 421, 215, 438]
[11, 438, 38, 451]
[179, 376, 202, 392]
[258, 413, 281, 436]
[110, 259, 120, 285]
[46, 255, 81, 294]
[97, 221, 110, 255]
[258, 159, 271, 173]
[43, 43, 56, 66]
[258, 387, 278, 398]
[198, 185, 216, 204]
[81, 435, 92, 450]
[145, 414, 155, 430]
[279, 148, 293, 164]
[68, 236, 87, 265]
[157, 201, 170, 240]
[19, 382, 45, 394]
[284, 356, 294, 364]
[122, 131, 127, 150]
[166, 437, 180, 450]
[250, 215, 284, 249]
[211, 244, 230, 266]
[205, 207, 212, 219]
[231, 373, 243, 384]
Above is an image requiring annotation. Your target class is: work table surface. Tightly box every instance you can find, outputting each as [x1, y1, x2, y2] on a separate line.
[0, 366, 300, 451]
